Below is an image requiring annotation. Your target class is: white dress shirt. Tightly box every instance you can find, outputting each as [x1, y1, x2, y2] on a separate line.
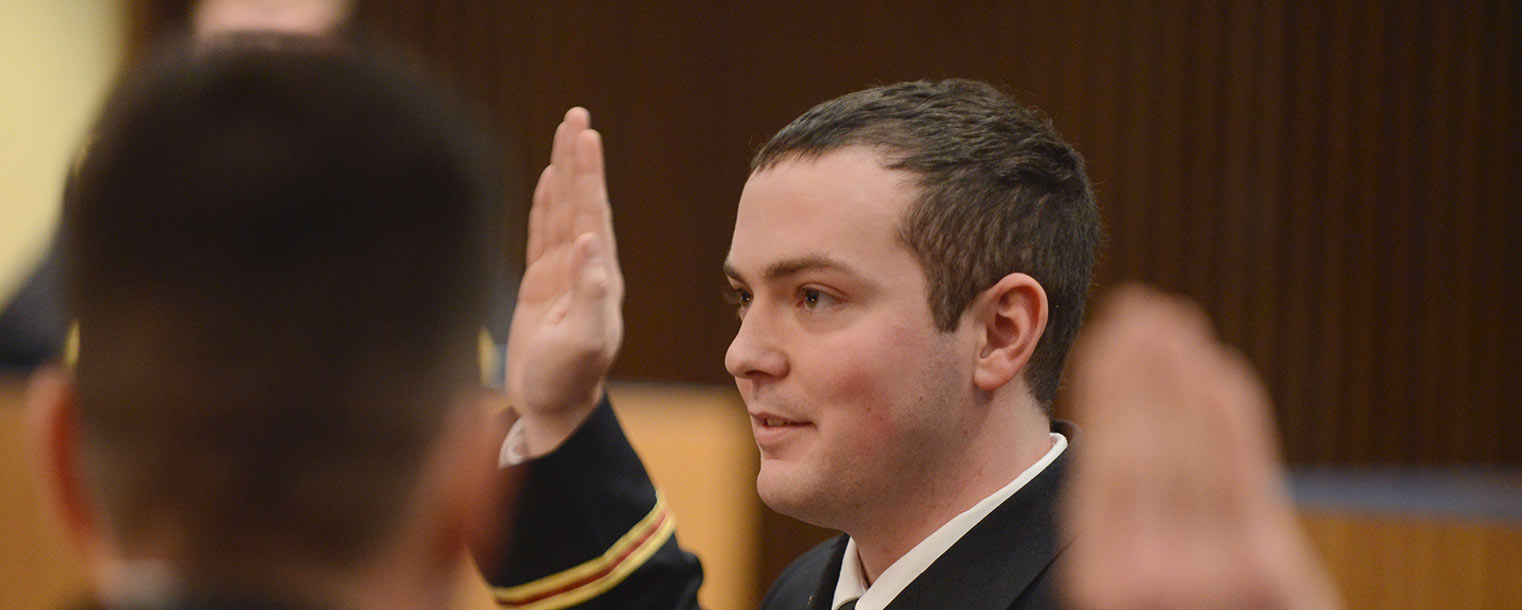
[830, 432, 1068, 610]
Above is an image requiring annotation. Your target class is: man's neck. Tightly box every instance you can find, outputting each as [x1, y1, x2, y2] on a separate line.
[848, 402, 1055, 583]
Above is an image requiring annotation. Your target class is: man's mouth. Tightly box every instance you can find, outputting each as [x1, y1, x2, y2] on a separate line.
[751, 412, 807, 427]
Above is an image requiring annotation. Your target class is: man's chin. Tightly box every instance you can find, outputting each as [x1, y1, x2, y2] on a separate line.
[755, 463, 834, 527]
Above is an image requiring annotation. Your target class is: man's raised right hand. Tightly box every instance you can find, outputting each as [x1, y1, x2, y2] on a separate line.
[503, 108, 624, 458]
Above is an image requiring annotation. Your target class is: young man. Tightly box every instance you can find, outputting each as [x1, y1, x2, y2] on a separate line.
[724, 79, 1098, 610]
[27, 37, 624, 610]
[490, 80, 1097, 610]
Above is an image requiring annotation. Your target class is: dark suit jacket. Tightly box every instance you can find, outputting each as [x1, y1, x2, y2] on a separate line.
[490, 400, 1072, 610]
[761, 424, 1074, 610]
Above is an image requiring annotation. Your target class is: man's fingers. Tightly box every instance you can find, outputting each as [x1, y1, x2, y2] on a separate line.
[556, 108, 590, 190]
[563, 106, 590, 133]
[548, 109, 589, 243]
[526, 165, 553, 261]
[573, 129, 607, 225]
[547, 232, 620, 369]
[575, 234, 611, 309]
[550, 108, 586, 175]
[570, 129, 618, 267]
[548, 119, 577, 244]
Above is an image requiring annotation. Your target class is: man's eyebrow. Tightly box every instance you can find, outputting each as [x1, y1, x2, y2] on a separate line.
[723, 255, 857, 283]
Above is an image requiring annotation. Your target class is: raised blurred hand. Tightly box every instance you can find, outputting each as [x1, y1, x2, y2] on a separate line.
[504, 108, 624, 457]
[1062, 285, 1340, 610]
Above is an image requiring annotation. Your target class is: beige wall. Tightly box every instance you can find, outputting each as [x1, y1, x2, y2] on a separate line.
[0, 0, 123, 300]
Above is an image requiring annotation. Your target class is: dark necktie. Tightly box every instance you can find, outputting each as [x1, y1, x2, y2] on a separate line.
[838, 599, 859, 610]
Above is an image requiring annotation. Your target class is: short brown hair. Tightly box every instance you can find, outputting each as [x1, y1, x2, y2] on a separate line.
[64, 37, 498, 570]
[753, 79, 1100, 408]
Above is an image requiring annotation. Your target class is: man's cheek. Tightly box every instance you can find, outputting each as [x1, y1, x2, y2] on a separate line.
[820, 351, 898, 433]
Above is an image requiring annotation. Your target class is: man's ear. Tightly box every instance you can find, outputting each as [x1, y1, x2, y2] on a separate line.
[25, 365, 99, 553]
[971, 273, 1048, 392]
[422, 391, 514, 573]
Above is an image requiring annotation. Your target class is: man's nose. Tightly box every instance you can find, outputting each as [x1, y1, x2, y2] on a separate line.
[725, 311, 788, 381]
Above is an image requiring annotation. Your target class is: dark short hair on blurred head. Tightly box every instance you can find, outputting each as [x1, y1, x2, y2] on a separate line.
[63, 34, 500, 572]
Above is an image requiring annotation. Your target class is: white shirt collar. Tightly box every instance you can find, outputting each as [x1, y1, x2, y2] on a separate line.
[100, 559, 185, 608]
[830, 432, 1068, 610]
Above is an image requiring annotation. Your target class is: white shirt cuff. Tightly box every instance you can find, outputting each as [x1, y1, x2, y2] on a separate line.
[498, 418, 530, 468]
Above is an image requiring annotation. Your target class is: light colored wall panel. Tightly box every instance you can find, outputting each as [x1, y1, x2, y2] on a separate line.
[1303, 511, 1522, 610]
[0, 0, 123, 300]
[609, 382, 761, 610]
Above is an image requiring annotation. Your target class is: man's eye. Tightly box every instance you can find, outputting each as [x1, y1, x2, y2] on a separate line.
[800, 288, 834, 310]
[723, 286, 752, 309]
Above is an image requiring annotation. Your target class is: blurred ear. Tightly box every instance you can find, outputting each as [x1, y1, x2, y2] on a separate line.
[421, 390, 513, 574]
[25, 365, 98, 553]
[970, 273, 1048, 392]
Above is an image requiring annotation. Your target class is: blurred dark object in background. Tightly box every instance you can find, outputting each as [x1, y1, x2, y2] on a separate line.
[0, 240, 66, 370]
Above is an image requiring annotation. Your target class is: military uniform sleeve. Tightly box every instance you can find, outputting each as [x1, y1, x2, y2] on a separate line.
[482, 397, 704, 610]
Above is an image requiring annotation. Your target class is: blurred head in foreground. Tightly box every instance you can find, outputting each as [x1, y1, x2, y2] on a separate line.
[29, 35, 502, 610]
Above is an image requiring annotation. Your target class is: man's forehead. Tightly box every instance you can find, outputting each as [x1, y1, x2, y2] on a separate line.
[742, 146, 912, 199]
[731, 148, 914, 239]
[727, 150, 922, 285]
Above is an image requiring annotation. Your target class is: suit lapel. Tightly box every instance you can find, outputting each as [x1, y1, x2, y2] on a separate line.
[883, 422, 1075, 610]
[805, 535, 851, 610]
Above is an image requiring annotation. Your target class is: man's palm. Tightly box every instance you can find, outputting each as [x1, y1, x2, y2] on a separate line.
[504, 108, 623, 455]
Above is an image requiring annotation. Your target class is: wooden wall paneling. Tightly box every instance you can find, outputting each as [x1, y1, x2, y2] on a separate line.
[602, 1, 751, 385]
[1213, 0, 1255, 350]
[1122, 0, 1150, 288]
[1081, 0, 1127, 286]
[1407, 0, 1440, 464]
[1345, 0, 1377, 465]
[1314, 0, 1355, 465]
[1446, 1, 1484, 464]
[1051, 0, 1093, 149]
[1151, 0, 1187, 293]
[1184, 0, 1221, 308]
[1275, 0, 1324, 464]
[1345, 0, 1387, 467]
[1420, 0, 1458, 464]
[1244, 0, 1289, 446]
[1479, 0, 1522, 464]
[1376, 0, 1419, 464]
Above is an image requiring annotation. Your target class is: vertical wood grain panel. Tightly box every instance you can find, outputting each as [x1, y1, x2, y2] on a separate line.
[1345, 0, 1386, 466]
[1419, 0, 1457, 463]
[1275, 0, 1324, 463]
[1315, 0, 1354, 463]
[1244, 0, 1289, 420]
[1212, 0, 1255, 350]
[1381, 0, 1421, 464]
[1445, 1, 1483, 464]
